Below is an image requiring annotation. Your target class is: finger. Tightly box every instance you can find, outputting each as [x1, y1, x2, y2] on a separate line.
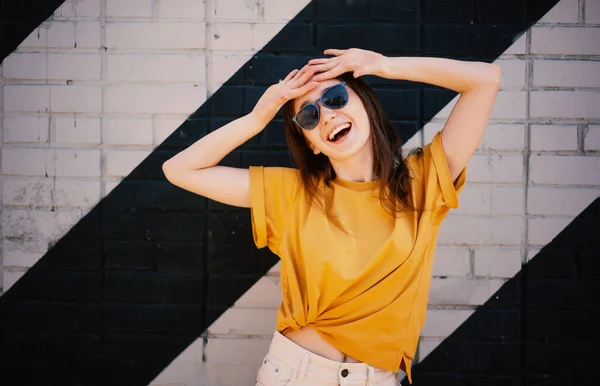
[309, 61, 338, 73]
[283, 69, 299, 82]
[323, 48, 346, 56]
[290, 81, 319, 98]
[308, 58, 334, 65]
[291, 65, 319, 86]
[312, 66, 344, 82]
[291, 64, 311, 81]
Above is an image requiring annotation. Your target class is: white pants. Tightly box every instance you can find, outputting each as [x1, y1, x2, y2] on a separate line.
[256, 331, 400, 386]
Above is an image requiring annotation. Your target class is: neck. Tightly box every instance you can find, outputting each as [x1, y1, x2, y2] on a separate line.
[329, 143, 377, 182]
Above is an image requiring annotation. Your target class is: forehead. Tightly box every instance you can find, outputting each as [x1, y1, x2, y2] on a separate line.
[293, 79, 340, 112]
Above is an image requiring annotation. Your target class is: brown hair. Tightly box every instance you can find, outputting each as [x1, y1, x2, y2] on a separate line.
[283, 72, 415, 220]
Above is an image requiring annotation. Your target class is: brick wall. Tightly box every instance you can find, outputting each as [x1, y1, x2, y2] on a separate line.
[1, 0, 599, 385]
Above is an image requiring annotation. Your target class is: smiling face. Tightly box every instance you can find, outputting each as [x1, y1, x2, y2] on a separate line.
[292, 79, 373, 161]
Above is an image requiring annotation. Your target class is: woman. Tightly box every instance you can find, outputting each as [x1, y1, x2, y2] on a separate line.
[163, 48, 500, 385]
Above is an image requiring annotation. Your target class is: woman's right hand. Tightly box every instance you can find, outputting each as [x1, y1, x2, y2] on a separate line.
[250, 65, 320, 125]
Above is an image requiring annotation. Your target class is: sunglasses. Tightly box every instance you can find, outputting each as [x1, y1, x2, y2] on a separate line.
[292, 82, 349, 131]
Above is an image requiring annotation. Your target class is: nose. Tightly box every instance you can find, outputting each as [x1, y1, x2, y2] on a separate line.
[319, 104, 337, 125]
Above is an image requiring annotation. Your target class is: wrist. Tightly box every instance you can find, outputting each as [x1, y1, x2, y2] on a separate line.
[246, 111, 270, 132]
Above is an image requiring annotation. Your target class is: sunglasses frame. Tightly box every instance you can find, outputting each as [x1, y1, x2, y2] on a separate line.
[292, 82, 349, 131]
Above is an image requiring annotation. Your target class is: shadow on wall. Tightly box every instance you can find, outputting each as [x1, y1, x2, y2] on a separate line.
[3, 0, 588, 385]
[409, 198, 600, 385]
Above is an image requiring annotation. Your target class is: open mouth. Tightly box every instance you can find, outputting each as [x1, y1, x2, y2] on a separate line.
[327, 123, 352, 143]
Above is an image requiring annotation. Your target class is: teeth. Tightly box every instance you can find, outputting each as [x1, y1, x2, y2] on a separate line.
[328, 123, 351, 141]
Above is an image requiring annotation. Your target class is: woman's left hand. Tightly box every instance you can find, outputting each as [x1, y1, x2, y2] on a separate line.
[308, 48, 387, 81]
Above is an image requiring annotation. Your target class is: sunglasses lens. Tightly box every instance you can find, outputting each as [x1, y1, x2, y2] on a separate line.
[296, 104, 319, 130]
[322, 84, 348, 109]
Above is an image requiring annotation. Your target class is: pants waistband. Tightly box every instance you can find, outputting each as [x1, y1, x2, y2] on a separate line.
[267, 331, 396, 384]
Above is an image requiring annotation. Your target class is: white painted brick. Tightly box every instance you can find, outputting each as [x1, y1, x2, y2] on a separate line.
[530, 91, 600, 119]
[205, 338, 270, 365]
[106, 117, 153, 145]
[531, 27, 600, 55]
[4, 86, 50, 113]
[433, 91, 526, 120]
[3, 247, 43, 268]
[154, 116, 187, 145]
[50, 86, 102, 113]
[527, 248, 542, 262]
[529, 155, 600, 185]
[421, 309, 471, 337]
[423, 124, 525, 151]
[254, 23, 288, 50]
[213, 0, 261, 20]
[210, 23, 254, 51]
[533, 60, 600, 87]
[208, 308, 277, 336]
[39, 21, 102, 49]
[268, 261, 281, 274]
[234, 276, 282, 308]
[207, 364, 259, 386]
[3, 178, 53, 207]
[55, 0, 102, 18]
[211, 53, 253, 92]
[467, 154, 523, 184]
[105, 85, 206, 114]
[585, 125, 600, 151]
[3, 269, 27, 292]
[104, 180, 121, 196]
[2, 53, 47, 79]
[431, 246, 470, 277]
[156, 0, 206, 19]
[54, 180, 102, 208]
[418, 338, 443, 362]
[3, 209, 84, 252]
[149, 339, 206, 385]
[497, 59, 526, 89]
[54, 149, 101, 177]
[473, 247, 521, 278]
[504, 33, 526, 54]
[539, 0, 578, 23]
[20, 26, 49, 48]
[3, 115, 49, 143]
[478, 124, 525, 151]
[264, 0, 311, 20]
[106, 0, 153, 18]
[47, 53, 102, 80]
[490, 91, 526, 119]
[106, 150, 151, 177]
[527, 187, 600, 215]
[54, 116, 102, 144]
[2, 148, 52, 176]
[528, 217, 574, 246]
[107, 53, 205, 83]
[106, 22, 206, 50]
[530, 125, 578, 151]
[456, 185, 524, 216]
[586, 0, 600, 23]
[438, 215, 524, 245]
[428, 277, 506, 305]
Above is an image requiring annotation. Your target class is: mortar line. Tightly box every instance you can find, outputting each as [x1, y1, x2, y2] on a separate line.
[579, 0, 586, 23]
[201, 0, 213, 363]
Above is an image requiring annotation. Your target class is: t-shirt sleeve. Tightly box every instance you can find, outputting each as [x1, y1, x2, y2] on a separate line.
[248, 166, 300, 253]
[405, 130, 467, 224]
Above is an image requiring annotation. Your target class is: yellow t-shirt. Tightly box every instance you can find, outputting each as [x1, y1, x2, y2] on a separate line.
[248, 131, 466, 383]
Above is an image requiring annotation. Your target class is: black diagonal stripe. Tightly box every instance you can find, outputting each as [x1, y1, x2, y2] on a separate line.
[0, 1, 563, 385]
[0, 0, 67, 63]
[407, 198, 600, 385]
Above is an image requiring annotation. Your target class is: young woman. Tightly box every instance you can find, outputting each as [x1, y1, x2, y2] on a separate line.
[163, 48, 500, 385]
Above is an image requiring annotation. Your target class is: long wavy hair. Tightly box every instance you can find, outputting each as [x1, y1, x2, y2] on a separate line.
[283, 72, 416, 220]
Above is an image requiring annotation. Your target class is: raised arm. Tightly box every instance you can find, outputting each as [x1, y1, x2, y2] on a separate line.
[309, 49, 501, 181]
[162, 66, 319, 207]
